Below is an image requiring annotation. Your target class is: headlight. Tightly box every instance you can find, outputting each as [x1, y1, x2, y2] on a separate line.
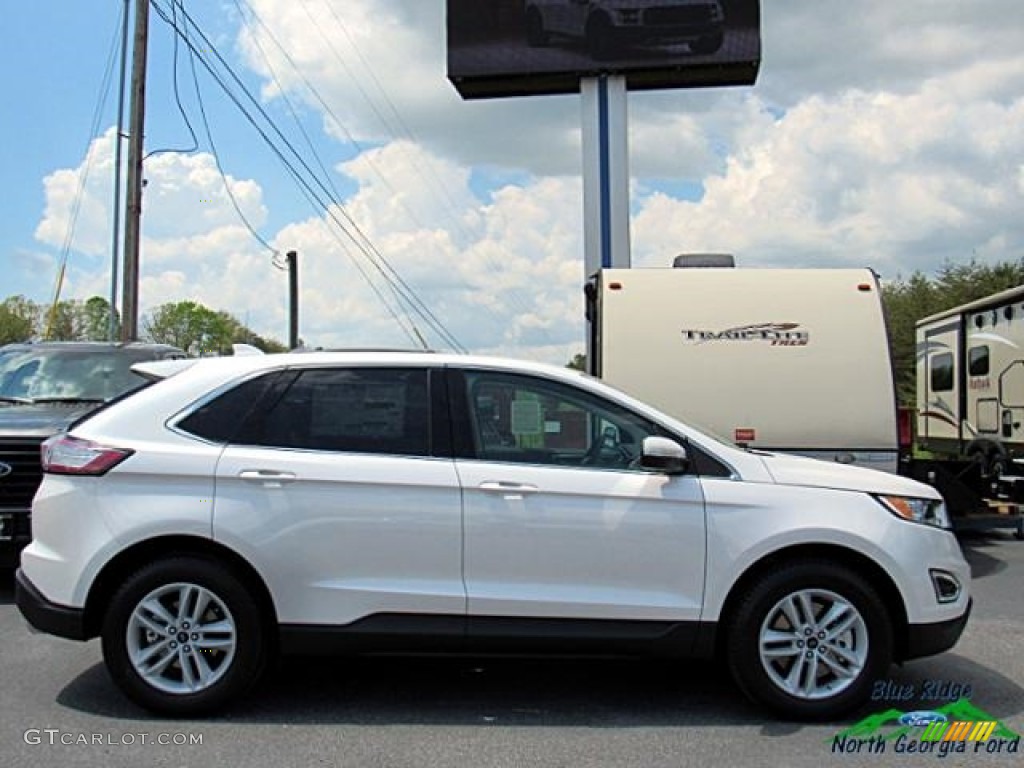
[876, 495, 951, 530]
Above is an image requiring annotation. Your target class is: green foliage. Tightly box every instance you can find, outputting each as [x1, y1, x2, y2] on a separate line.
[0, 295, 120, 342]
[0, 296, 40, 345]
[82, 296, 120, 340]
[143, 301, 238, 355]
[0, 295, 285, 354]
[142, 300, 287, 355]
[566, 352, 586, 371]
[882, 259, 1024, 405]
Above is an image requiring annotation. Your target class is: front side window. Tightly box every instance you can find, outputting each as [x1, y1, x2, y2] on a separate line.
[930, 352, 954, 393]
[461, 370, 661, 471]
[242, 368, 431, 456]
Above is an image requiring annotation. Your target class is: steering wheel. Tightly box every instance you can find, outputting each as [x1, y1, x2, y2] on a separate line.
[581, 426, 631, 467]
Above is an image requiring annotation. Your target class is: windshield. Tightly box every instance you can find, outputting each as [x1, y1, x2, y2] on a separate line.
[0, 347, 162, 403]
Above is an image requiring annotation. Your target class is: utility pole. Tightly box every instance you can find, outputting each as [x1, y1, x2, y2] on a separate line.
[121, 0, 150, 342]
[109, 0, 131, 341]
[287, 251, 299, 349]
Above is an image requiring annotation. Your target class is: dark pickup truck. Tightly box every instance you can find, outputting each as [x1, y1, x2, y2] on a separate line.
[0, 342, 185, 567]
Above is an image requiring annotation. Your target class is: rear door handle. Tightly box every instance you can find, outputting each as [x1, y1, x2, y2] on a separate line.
[478, 481, 538, 496]
[238, 469, 297, 488]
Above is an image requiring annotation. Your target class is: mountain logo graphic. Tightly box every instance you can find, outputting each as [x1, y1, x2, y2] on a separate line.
[830, 698, 1020, 743]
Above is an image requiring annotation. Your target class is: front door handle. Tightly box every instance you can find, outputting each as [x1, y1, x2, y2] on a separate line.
[238, 469, 297, 488]
[478, 481, 539, 496]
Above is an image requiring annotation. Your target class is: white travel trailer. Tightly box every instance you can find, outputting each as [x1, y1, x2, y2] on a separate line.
[916, 284, 1024, 477]
[586, 262, 900, 473]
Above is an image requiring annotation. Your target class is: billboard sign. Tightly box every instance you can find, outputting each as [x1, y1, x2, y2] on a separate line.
[447, 0, 761, 99]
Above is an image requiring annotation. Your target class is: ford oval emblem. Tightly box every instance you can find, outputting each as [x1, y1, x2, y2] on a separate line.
[0, 462, 11, 479]
[899, 711, 948, 727]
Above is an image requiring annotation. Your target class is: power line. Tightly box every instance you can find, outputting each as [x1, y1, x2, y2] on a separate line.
[47, 4, 125, 337]
[304, 0, 558, 348]
[230, 0, 425, 346]
[153, 0, 464, 350]
[229, 0, 444, 350]
[181, 2, 278, 257]
[143, 0, 199, 160]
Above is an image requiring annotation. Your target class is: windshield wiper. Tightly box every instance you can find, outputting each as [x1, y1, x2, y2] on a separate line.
[0, 395, 33, 404]
[28, 397, 106, 405]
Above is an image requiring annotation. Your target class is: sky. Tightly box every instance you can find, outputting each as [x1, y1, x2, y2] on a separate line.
[1, 0, 1023, 363]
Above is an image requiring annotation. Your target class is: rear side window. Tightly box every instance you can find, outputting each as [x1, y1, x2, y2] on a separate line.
[930, 353, 954, 392]
[177, 373, 282, 443]
[245, 368, 431, 457]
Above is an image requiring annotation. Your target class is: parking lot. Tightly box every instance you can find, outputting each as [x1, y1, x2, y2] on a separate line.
[1, 531, 1021, 768]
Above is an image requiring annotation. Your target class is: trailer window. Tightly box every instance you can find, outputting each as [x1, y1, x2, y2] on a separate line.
[930, 353, 954, 392]
[968, 346, 990, 377]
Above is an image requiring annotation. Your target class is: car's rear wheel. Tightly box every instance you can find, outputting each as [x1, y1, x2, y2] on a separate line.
[726, 560, 893, 720]
[101, 557, 267, 716]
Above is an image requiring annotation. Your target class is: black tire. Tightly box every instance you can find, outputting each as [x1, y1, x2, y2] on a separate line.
[726, 560, 893, 721]
[586, 14, 617, 61]
[525, 8, 549, 47]
[690, 32, 724, 55]
[101, 556, 267, 716]
[967, 439, 1006, 480]
[988, 454, 1007, 480]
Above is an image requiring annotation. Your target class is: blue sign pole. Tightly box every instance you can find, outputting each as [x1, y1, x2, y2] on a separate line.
[582, 75, 630, 279]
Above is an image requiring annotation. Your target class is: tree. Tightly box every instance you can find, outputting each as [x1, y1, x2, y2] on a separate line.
[143, 301, 236, 355]
[882, 259, 1024, 405]
[82, 296, 119, 341]
[0, 296, 40, 344]
[42, 300, 88, 341]
[566, 352, 586, 371]
[142, 301, 288, 355]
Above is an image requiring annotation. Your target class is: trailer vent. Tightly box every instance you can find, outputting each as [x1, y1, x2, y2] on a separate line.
[672, 254, 735, 268]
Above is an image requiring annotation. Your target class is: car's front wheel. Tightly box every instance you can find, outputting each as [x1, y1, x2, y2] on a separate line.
[726, 560, 893, 720]
[101, 556, 267, 716]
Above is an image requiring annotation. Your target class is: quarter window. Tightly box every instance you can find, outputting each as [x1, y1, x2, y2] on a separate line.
[177, 373, 282, 443]
[930, 353, 954, 392]
[245, 368, 431, 457]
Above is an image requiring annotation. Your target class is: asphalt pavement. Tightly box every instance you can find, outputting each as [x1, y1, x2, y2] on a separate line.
[1, 530, 1021, 768]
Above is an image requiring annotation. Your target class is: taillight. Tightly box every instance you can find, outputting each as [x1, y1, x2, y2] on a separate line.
[41, 434, 133, 476]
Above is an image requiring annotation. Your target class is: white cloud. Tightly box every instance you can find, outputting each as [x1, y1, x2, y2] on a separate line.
[27, 0, 1024, 364]
[35, 130, 587, 362]
[633, 76, 1024, 277]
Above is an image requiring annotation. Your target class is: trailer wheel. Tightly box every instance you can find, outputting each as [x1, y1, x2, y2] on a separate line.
[967, 439, 1007, 480]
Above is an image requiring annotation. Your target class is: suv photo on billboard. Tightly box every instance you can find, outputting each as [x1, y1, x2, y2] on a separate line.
[525, 0, 726, 60]
[0, 342, 185, 566]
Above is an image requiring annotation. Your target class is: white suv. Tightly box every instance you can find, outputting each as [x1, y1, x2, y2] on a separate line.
[16, 352, 970, 718]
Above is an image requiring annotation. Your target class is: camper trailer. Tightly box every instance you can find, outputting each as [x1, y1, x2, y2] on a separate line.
[586, 261, 900, 473]
[916, 284, 1024, 478]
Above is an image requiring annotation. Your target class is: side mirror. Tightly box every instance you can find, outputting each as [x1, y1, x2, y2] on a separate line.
[640, 436, 690, 475]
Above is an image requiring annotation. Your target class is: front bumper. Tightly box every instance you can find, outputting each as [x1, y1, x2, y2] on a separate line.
[15, 568, 88, 641]
[902, 597, 972, 661]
